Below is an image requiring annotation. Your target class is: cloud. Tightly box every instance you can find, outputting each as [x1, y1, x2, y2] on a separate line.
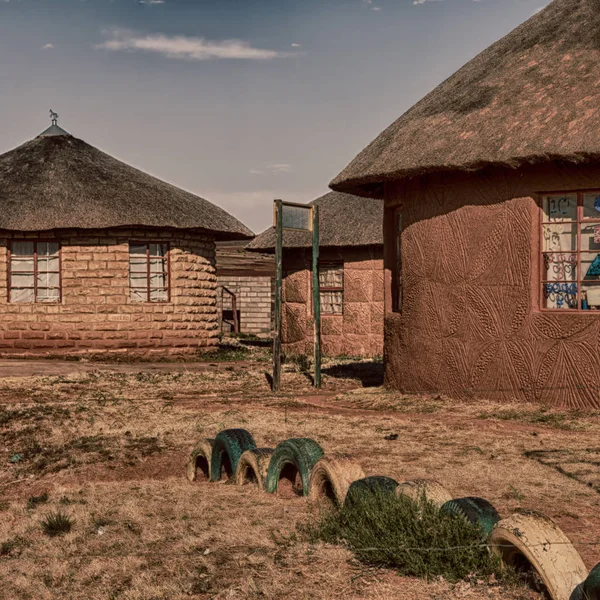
[362, 0, 381, 10]
[291, 43, 302, 48]
[97, 28, 293, 61]
[42, 43, 54, 49]
[413, 0, 444, 5]
[250, 164, 292, 175]
[138, 0, 165, 4]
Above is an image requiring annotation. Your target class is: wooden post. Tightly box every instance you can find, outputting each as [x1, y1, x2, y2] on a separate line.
[273, 199, 283, 392]
[312, 205, 321, 388]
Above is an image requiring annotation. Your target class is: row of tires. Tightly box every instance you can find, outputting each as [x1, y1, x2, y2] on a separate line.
[186, 429, 599, 600]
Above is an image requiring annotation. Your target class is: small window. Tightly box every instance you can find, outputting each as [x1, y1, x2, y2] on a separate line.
[9, 241, 60, 303]
[541, 191, 600, 310]
[129, 242, 169, 303]
[319, 263, 343, 315]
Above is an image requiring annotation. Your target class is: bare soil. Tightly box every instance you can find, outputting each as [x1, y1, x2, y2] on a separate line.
[1, 355, 599, 599]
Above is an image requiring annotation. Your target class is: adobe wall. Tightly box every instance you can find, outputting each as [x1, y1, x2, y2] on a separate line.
[0, 228, 218, 357]
[218, 275, 273, 335]
[384, 162, 600, 409]
[281, 247, 384, 357]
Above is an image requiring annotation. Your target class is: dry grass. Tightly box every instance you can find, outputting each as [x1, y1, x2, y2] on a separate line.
[0, 358, 599, 599]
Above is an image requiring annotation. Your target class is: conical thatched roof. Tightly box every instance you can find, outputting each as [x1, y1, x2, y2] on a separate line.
[331, 0, 600, 198]
[246, 191, 382, 253]
[0, 131, 253, 239]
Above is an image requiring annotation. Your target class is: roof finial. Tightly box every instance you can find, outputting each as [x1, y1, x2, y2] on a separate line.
[49, 109, 58, 126]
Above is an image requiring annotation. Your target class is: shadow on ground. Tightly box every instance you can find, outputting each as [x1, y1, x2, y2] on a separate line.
[323, 361, 384, 388]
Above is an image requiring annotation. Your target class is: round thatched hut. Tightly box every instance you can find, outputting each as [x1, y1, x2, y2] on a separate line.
[247, 191, 383, 357]
[0, 120, 252, 356]
[331, 0, 600, 408]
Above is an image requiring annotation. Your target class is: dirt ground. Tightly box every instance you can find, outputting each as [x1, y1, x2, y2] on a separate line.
[1, 348, 599, 600]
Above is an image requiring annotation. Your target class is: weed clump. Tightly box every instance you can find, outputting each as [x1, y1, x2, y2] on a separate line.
[306, 490, 507, 583]
[41, 511, 74, 537]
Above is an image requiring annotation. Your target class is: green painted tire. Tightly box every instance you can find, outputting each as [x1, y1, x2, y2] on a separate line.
[210, 429, 256, 482]
[265, 438, 324, 496]
[440, 497, 500, 537]
[584, 562, 600, 600]
[344, 476, 399, 508]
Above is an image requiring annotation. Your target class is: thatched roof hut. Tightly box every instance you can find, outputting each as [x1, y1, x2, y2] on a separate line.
[0, 127, 253, 239]
[246, 191, 383, 252]
[330, 0, 600, 198]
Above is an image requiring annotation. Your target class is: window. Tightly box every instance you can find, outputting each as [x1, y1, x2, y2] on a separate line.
[541, 192, 600, 310]
[318, 263, 343, 315]
[129, 242, 169, 302]
[9, 241, 60, 303]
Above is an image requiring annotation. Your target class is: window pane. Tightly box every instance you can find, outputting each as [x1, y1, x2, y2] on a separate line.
[10, 257, 34, 273]
[582, 283, 600, 309]
[542, 283, 578, 310]
[129, 274, 147, 287]
[320, 291, 343, 315]
[543, 194, 577, 222]
[583, 193, 600, 219]
[149, 273, 167, 289]
[37, 288, 60, 302]
[11, 274, 35, 288]
[38, 242, 59, 256]
[130, 288, 147, 302]
[129, 244, 147, 257]
[37, 256, 59, 272]
[543, 253, 577, 282]
[150, 258, 166, 274]
[11, 241, 34, 256]
[130, 258, 147, 273]
[319, 265, 343, 289]
[37, 273, 59, 288]
[11, 288, 34, 303]
[542, 223, 576, 252]
[150, 289, 168, 302]
[149, 243, 167, 258]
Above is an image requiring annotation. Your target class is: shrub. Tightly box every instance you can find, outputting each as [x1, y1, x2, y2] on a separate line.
[41, 511, 73, 537]
[305, 489, 507, 583]
[27, 492, 49, 510]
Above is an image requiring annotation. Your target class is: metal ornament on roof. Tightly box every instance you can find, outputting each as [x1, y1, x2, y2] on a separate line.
[49, 109, 59, 125]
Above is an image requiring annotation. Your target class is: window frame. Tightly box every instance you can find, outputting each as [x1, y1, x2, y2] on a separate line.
[538, 189, 600, 312]
[128, 241, 171, 304]
[317, 260, 344, 316]
[7, 240, 62, 304]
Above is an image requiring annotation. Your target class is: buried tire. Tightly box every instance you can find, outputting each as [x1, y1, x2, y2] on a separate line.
[344, 476, 399, 508]
[440, 497, 500, 537]
[186, 438, 214, 482]
[234, 448, 274, 489]
[210, 429, 256, 482]
[489, 512, 587, 600]
[395, 479, 452, 508]
[308, 454, 365, 507]
[265, 438, 324, 497]
[583, 562, 600, 600]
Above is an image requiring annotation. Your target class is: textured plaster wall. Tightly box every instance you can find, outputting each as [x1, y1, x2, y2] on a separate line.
[385, 162, 600, 409]
[281, 247, 384, 357]
[0, 228, 218, 356]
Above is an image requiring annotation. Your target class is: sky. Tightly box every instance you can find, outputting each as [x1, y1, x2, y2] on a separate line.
[0, 0, 549, 234]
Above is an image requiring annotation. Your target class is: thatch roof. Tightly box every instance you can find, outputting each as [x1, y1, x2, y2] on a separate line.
[246, 191, 382, 253]
[216, 240, 274, 277]
[0, 131, 253, 239]
[330, 0, 600, 198]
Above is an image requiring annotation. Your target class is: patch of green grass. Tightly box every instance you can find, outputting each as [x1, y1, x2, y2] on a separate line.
[26, 492, 49, 510]
[477, 408, 575, 429]
[41, 511, 74, 537]
[304, 491, 509, 584]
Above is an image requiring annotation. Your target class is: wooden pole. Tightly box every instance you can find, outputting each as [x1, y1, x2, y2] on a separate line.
[312, 205, 321, 388]
[273, 199, 283, 392]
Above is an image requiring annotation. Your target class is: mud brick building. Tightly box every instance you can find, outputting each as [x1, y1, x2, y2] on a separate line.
[247, 192, 383, 357]
[0, 119, 252, 356]
[331, 0, 600, 408]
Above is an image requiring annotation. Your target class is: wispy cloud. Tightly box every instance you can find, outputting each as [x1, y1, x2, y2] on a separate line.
[413, 0, 444, 5]
[97, 28, 293, 61]
[42, 43, 54, 49]
[362, 0, 381, 10]
[291, 43, 302, 48]
[138, 0, 165, 4]
[250, 164, 292, 175]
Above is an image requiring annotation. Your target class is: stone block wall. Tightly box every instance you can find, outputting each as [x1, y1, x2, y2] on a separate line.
[218, 275, 273, 335]
[281, 247, 384, 357]
[0, 228, 218, 356]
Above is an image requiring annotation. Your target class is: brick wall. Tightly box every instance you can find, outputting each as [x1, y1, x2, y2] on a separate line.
[0, 228, 218, 356]
[218, 276, 272, 335]
[281, 247, 384, 357]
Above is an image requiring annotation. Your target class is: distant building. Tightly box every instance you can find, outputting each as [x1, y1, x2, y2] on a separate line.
[331, 0, 600, 407]
[247, 192, 383, 357]
[0, 119, 251, 356]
